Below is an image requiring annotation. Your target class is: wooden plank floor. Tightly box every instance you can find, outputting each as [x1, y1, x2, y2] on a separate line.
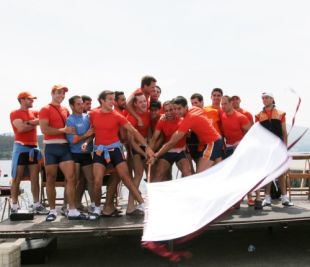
[1, 198, 310, 238]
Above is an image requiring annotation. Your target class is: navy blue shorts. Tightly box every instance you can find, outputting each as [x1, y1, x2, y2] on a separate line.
[44, 144, 73, 165]
[222, 146, 236, 159]
[17, 147, 39, 165]
[197, 138, 223, 161]
[72, 153, 93, 166]
[161, 151, 187, 166]
[93, 148, 125, 168]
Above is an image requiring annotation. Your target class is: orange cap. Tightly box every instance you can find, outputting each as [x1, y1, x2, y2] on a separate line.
[51, 84, 68, 93]
[17, 91, 37, 99]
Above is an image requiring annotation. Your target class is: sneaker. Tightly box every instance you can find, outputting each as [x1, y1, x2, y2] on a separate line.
[33, 204, 49, 215]
[281, 195, 294, 207]
[247, 199, 255, 207]
[254, 200, 263, 210]
[262, 195, 272, 206]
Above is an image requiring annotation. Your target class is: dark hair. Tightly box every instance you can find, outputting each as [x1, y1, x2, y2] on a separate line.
[190, 93, 203, 102]
[222, 95, 232, 103]
[114, 91, 125, 101]
[141, 75, 157, 88]
[98, 90, 115, 103]
[133, 92, 145, 104]
[155, 85, 161, 93]
[69, 95, 82, 106]
[150, 101, 161, 110]
[211, 88, 223, 96]
[173, 96, 188, 107]
[81, 95, 92, 102]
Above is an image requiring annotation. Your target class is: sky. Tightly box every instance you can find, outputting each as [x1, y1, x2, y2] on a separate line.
[1, 0, 309, 133]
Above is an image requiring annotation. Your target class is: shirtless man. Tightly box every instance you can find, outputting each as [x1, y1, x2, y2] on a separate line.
[150, 101, 192, 182]
[89, 90, 154, 218]
[39, 85, 87, 221]
[10, 91, 48, 215]
[151, 96, 222, 173]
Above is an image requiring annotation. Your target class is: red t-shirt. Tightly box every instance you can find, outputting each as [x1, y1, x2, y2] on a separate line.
[39, 104, 70, 141]
[10, 109, 38, 145]
[221, 111, 250, 145]
[156, 117, 186, 148]
[114, 107, 127, 117]
[89, 109, 128, 145]
[127, 111, 150, 138]
[236, 108, 254, 124]
[178, 107, 220, 145]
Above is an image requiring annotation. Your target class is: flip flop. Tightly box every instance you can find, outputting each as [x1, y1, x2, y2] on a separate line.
[102, 209, 123, 217]
[46, 213, 57, 222]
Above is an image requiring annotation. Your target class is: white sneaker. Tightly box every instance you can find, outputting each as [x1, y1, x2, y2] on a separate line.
[262, 195, 272, 206]
[281, 195, 294, 207]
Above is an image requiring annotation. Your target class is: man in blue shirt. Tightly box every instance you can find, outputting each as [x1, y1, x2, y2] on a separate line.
[66, 95, 95, 211]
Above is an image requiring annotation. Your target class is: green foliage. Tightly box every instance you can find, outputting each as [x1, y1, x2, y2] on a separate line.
[0, 134, 43, 159]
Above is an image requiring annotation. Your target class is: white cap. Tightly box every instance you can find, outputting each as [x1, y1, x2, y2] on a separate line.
[262, 92, 274, 98]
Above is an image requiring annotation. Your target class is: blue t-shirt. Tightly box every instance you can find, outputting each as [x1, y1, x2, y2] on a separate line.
[66, 113, 93, 153]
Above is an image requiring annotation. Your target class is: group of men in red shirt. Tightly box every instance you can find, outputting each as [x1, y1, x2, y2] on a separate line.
[9, 76, 293, 222]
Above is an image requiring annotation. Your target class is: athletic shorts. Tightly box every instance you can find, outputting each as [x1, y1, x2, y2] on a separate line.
[44, 144, 73, 165]
[222, 146, 236, 159]
[93, 148, 125, 168]
[72, 153, 93, 166]
[161, 151, 187, 166]
[17, 146, 39, 165]
[197, 138, 223, 161]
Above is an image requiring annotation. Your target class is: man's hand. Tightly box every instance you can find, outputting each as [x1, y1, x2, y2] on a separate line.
[63, 126, 75, 134]
[81, 142, 88, 152]
[145, 146, 155, 160]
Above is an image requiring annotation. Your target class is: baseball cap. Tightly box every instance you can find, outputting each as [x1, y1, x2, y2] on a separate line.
[17, 91, 37, 99]
[51, 84, 68, 93]
[262, 92, 274, 98]
[231, 95, 240, 100]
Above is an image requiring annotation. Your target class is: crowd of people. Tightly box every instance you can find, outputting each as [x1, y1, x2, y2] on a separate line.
[9, 75, 293, 222]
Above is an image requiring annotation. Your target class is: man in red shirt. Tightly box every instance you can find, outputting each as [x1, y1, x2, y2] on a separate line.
[126, 75, 157, 127]
[150, 101, 192, 182]
[231, 95, 254, 124]
[10, 91, 48, 215]
[221, 96, 260, 208]
[126, 93, 151, 214]
[39, 85, 87, 221]
[221, 96, 251, 156]
[114, 91, 127, 116]
[89, 90, 154, 218]
[152, 96, 222, 173]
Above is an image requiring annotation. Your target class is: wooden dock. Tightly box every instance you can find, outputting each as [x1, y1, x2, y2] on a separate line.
[1, 198, 310, 239]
